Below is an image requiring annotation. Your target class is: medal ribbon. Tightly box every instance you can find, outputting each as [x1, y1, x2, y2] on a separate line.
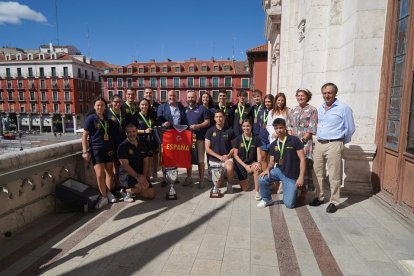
[139, 112, 152, 128]
[237, 103, 245, 119]
[263, 109, 270, 124]
[98, 120, 108, 136]
[254, 104, 262, 119]
[109, 107, 123, 127]
[242, 134, 253, 154]
[277, 136, 287, 160]
[126, 102, 135, 115]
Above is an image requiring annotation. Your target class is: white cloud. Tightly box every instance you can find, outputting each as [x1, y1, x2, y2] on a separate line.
[0, 1, 47, 24]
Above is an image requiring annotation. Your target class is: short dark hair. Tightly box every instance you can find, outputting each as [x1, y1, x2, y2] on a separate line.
[237, 89, 247, 97]
[214, 110, 225, 116]
[321, 82, 338, 94]
[125, 123, 137, 130]
[252, 89, 263, 96]
[272, 118, 286, 127]
[110, 94, 123, 102]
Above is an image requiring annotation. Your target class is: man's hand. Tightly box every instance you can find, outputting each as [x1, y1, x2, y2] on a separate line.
[260, 169, 270, 178]
[296, 177, 304, 188]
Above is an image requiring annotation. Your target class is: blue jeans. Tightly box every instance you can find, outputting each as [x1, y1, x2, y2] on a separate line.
[259, 167, 297, 209]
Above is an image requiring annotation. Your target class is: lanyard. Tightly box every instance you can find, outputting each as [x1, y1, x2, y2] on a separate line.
[126, 102, 135, 115]
[263, 109, 270, 124]
[242, 134, 253, 154]
[254, 104, 262, 119]
[98, 120, 108, 136]
[139, 112, 152, 128]
[109, 108, 123, 127]
[237, 103, 245, 118]
[277, 136, 287, 159]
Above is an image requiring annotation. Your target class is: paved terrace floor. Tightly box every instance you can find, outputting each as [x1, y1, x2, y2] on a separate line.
[1, 171, 414, 276]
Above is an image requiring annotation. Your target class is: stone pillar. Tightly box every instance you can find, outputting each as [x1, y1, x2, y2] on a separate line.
[61, 115, 66, 134]
[50, 114, 54, 134]
[16, 114, 21, 131]
[72, 115, 77, 134]
[28, 114, 32, 132]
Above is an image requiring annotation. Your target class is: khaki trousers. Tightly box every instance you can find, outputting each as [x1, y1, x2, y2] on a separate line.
[313, 140, 344, 205]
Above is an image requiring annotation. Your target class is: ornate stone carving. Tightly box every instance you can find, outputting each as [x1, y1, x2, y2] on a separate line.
[271, 0, 281, 6]
[298, 19, 306, 42]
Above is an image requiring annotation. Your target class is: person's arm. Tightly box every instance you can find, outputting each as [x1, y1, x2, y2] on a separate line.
[81, 130, 90, 161]
[119, 158, 149, 187]
[253, 146, 262, 171]
[190, 118, 210, 130]
[260, 155, 274, 177]
[296, 149, 306, 188]
[343, 106, 355, 144]
[232, 148, 247, 168]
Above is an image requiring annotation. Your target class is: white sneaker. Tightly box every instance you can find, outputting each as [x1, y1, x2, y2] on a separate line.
[257, 200, 272, 208]
[107, 192, 116, 203]
[95, 196, 108, 209]
[255, 192, 262, 201]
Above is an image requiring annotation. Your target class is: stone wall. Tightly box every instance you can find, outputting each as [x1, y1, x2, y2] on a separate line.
[0, 139, 97, 237]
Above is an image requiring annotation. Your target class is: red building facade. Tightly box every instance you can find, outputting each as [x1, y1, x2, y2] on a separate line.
[247, 44, 268, 94]
[102, 59, 251, 104]
[0, 49, 102, 133]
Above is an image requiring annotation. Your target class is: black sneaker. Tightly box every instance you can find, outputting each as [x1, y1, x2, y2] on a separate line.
[326, 203, 338, 213]
[309, 198, 324, 206]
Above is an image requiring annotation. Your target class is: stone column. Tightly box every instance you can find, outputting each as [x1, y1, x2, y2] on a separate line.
[16, 114, 21, 131]
[72, 115, 77, 134]
[50, 114, 54, 134]
[28, 114, 32, 132]
[61, 115, 66, 134]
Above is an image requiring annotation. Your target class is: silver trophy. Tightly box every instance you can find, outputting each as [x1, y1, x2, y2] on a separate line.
[209, 164, 224, 198]
[165, 167, 178, 200]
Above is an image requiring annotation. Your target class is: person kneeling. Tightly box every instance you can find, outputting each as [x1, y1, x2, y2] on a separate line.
[117, 124, 156, 201]
[258, 118, 305, 209]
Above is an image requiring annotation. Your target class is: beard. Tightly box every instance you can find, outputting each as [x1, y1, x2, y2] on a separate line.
[187, 100, 196, 106]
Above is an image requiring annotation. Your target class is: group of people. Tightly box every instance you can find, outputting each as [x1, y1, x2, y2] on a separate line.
[82, 82, 355, 214]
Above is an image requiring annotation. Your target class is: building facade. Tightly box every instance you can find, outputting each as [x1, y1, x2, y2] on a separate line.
[0, 45, 102, 133]
[246, 44, 268, 94]
[101, 59, 251, 104]
[263, 0, 414, 215]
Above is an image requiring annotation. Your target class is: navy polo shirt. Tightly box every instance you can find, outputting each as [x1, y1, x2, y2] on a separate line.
[251, 104, 263, 136]
[214, 103, 233, 128]
[130, 112, 156, 145]
[269, 135, 304, 179]
[117, 139, 148, 184]
[205, 125, 235, 162]
[185, 104, 210, 140]
[83, 113, 115, 151]
[105, 108, 126, 147]
[258, 109, 271, 145]
[231, 103, 253, 136]
[121, 102, 139, 125]
[231, 135, 262, 164]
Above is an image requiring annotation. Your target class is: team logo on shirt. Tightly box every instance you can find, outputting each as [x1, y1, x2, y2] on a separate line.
[128, 149, 134, 155]
[96, 122, 101, 129]
[176, 135, 183, 142]
[107, 150, 114, 157]
[240, 143, 245, 148]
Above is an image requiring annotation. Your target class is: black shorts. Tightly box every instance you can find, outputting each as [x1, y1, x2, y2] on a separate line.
[234, 161, 249, 181]
[119, 170, 154, 188]
[91, 148, 116, 165]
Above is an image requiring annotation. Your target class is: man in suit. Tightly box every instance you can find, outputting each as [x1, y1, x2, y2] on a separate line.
[157, 90, 187, 127]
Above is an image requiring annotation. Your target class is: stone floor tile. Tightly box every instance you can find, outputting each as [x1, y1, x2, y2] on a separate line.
[295, 251, 322, 276]
[250, 264, 280, 276]
[250, 219, 273, 240]
[1, 255, 39, 275]
[365, 260, 407, 276]
[205, 215, 230, 235]
[190, 258, 222, 275]
[159, 272, 189, 276]
[399, 260, 414, 275]
[250, 238, 278, 266]
[163, 254, 196, 274]
[197, 233, 226, 261]
[220, 247, 250, 276]
[41, 259, 82, 275]
[226, 226, 250, 249]
[328, 244, 369, 275]
[348, 235, 393, 262]
[229, 210, 251, 227]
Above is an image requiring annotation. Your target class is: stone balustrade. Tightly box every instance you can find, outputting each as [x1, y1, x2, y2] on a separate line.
[0, 139, 97, 237]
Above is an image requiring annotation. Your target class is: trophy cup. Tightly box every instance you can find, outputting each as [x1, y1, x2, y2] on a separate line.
[209, 165, 224, 198]
[165, 167, 178, 200]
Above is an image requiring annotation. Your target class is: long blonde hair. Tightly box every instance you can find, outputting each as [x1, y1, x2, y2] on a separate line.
[272, 92, 289, 117]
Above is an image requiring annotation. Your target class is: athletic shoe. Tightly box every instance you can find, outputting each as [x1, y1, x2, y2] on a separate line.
[257, 200, 272, 208]
[95, 196, 108, 209]
[120, 189, 134, 203]
[183, 177, 194, 186]
[150, 172, 158, 180]
[107, 192, 117, 203]
[255, 192, 262, 201]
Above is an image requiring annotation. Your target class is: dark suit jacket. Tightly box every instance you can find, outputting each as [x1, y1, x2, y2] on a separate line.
[156, 102, 187, 126]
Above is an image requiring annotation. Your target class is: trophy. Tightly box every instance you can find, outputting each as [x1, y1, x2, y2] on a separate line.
[165, 167, 178, 200]
[209, 165, 224, 198]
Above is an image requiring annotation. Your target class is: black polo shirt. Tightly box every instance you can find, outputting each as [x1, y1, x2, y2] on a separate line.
[268, 135, 304, 179]
[83, 113, 115, 151]
[105, 108, 126, 147]
[117, 139, 148, 181]
[205, 125, 235, 162]
[231, 103, 253, 136]
[121, 102, 139, 125]
[231, 135, 262, 164]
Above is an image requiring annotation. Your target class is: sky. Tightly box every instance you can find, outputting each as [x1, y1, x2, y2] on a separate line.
[0, 0, 266, 65]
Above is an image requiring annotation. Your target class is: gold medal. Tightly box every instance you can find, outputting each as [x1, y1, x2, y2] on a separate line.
[104, 134, 109, 141]
[254, 117, 258, 124]
[239, 118, 243, 124]
[279, 158, 284, 165]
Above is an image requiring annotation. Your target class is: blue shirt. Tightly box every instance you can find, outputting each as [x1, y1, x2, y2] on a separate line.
[317, 99, 355, 144]
[169, 104, 181, 125]
[185, 104, 210, 140]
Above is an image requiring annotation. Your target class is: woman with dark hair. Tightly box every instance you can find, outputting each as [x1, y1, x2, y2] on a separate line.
[232, 119, 262, 198]
[132, 98, 157, 179]
[106, 95, 126, 191]
[288, 88, 318, 190]
[258, 94, 274, 171]
[199, 92, 215, 128]
[82, 97, 117, 209]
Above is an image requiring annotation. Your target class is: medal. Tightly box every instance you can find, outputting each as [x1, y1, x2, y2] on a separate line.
[109, 107, 123, 129]
[279, 158, 284, 165]
[254, 117, 258, 124]
[242, 134, 253, 155]
[237, 103, 245, 125]
[98, 120, 109, 142]
[139, 112, 152, 128]
[254, 104, 262, 124]
[277, 136, 287, 166]
[104, 134, 109, 141]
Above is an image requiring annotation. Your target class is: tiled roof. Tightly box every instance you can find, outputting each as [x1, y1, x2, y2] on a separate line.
[246, 44, 268, 53]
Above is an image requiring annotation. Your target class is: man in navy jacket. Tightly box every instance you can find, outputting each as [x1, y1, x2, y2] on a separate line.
[157, 90, 187, 127]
